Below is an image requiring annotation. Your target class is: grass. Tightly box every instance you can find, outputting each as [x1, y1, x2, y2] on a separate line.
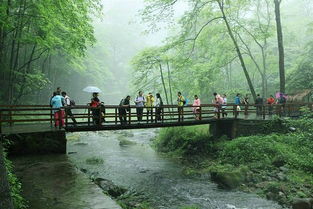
[154, 118, 313, 206]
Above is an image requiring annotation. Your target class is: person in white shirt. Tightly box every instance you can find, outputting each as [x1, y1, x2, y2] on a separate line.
[61, 92, 77, 125]
[134, 91, 145, 122]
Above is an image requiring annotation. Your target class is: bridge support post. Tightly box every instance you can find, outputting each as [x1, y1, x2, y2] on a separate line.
[209, 119, 238, 139]
[6, 131, 66, 155]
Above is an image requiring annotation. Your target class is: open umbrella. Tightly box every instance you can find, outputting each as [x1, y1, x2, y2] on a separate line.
[83, 86, 102, 93]
[275, 92, 287, 99]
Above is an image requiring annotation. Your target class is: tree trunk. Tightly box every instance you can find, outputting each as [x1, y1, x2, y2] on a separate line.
[217, 1, 257, 100]
[166, 60, 173, 105]
[274, 0, 285, 93]
[159, 63, 170, 105]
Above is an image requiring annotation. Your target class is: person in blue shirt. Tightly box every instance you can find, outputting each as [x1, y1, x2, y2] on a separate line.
[50, 92, 65, 128]
[234, 93, 241, 116]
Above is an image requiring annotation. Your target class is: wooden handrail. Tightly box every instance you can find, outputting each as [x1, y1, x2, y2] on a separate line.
[0, 103, 310, 128]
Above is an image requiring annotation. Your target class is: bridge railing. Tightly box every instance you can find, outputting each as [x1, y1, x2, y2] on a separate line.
[0, 103, 312, 131]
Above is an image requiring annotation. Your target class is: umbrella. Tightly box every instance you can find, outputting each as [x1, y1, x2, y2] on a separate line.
[83, 86, 102, 93]
[275, 92, 288, 99]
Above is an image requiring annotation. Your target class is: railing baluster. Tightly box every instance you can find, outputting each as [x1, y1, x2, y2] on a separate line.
[115, 107, 117, 125]
[50, 108, 53, 127]
[98, 106, 101, 126]
[199, 106, 202, 120]
[128, 107, 131, 125]
[9, 109, 12, 127]
[88, 108, 91, 127]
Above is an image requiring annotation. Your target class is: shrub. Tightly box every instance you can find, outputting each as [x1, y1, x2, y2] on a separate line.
[155, 126, 213, 156]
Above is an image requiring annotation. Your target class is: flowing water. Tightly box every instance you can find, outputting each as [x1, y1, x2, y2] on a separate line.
[67, 129, 283, 209]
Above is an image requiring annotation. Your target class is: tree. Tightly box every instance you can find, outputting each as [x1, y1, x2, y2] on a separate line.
[274, 0, 285, 93]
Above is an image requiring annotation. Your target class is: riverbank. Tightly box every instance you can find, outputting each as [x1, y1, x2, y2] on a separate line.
[11, 154, 122, 209]
[153, 117, 313, 208]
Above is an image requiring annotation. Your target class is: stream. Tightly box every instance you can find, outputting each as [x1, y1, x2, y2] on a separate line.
[67, 128, 283, 209]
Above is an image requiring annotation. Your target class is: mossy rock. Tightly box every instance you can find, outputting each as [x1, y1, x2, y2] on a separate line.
[85, 157, 104, 165]
[118, 136, 136, 146]
[210, 165, 248, 189]
[66, 134, 80, 141]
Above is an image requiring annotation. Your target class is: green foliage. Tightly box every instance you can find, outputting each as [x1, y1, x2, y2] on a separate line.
[3, 152, 28, 209]
[155, 125, 212, 156]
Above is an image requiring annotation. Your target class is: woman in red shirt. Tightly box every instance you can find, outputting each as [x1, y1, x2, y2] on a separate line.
[267, 95, 275, 115]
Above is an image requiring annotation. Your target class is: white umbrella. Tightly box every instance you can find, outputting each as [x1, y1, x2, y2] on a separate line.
[83, 86, 102, 93]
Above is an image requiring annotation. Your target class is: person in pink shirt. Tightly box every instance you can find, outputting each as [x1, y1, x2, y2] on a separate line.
[192, 95, 201, 120]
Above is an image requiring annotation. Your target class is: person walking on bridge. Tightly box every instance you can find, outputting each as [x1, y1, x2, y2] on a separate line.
[192, 95, 201, 120]
[221, 94, 228, 118]
[61, 92, 77, 126]
[177, 92, 185, 121]
[267, 95, 275, 116]
[213, 93, 223, 118]
[146, 93, 155, 122]
[90, 93, 103, 125]
[50, 92, 65, 128]
[234, 93, 241, 117]
[155, 93, 163, 122]
[135, 91, 145, 123]
[119, 96, 130, 125]
[255, 94, 264, 117]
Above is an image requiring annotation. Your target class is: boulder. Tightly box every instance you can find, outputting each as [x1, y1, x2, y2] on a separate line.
[210, 167, 246, 189]
[94, 178, 127, 198]
[292, 198, 312, 209]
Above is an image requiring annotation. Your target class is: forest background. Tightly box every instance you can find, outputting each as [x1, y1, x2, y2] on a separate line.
[0, 0, 312, 105]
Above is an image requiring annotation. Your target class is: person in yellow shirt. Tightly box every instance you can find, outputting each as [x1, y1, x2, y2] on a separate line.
[177, 92, 185, 121]
[146, 92, 155, 122]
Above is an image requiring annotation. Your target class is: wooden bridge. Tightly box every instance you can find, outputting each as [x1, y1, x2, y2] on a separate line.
[0, 103, 310, 135]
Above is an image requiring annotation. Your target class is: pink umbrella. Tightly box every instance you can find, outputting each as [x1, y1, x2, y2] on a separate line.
[275, 92, 288, 99]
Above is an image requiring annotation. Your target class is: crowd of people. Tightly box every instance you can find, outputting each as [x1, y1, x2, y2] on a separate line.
[49, 87, 288, 128]
[211, 92, 287, 118]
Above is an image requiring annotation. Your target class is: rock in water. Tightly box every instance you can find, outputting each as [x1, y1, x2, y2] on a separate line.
[292, 198, 312, 209]
[94, 178, 127, 198]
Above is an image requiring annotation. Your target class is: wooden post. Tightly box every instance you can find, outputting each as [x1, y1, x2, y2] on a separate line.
[88, 108, 91, 127]
[115, 107, 118, 125]
[199, 106, 202, 120]
[262, 105, 266, 120]
[128, 107, 131, 125]
[182, 107, 184, 121]
[8, 109, 12, 127]
[234, 105, 238, 119]
[98, 106, 102, 126]
[217, 106, 221, 119]
[162, 107, 164, 123]
[50, 109, 53, 127]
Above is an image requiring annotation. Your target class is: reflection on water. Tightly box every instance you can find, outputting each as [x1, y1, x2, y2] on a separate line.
[67, 129, 283, 209]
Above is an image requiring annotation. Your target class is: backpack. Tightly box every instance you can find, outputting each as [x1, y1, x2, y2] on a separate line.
[119, 99, 124, 106]
[70, 99, 76, 106]
[184, 98, 189, 106]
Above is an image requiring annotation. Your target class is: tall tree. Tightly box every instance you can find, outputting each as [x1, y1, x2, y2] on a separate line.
[274, 0, 285, 93]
